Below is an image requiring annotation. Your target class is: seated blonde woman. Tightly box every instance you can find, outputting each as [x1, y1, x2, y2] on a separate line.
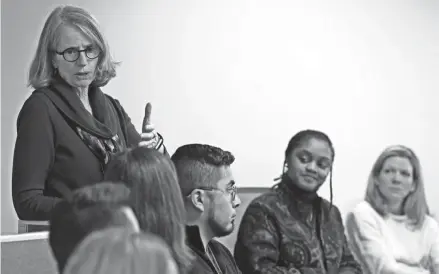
[346, 145, 439, 274]
[63, 227, 179, 274]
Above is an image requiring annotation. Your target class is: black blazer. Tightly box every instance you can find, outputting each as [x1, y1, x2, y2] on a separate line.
[12, 80, 141, 220]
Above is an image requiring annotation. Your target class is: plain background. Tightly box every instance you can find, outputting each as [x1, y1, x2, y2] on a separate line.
[2, 0, 439, 234]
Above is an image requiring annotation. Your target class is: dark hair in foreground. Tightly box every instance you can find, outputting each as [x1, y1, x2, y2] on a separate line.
[49, 182, 133, 273]
[104, 147, 193, 273]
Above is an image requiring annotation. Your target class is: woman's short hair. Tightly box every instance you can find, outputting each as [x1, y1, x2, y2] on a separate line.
[104, 147, 193, 273]
[28, 5, 119, 89]
[63, 227, 178, 274]
[364, 145, 430, 228]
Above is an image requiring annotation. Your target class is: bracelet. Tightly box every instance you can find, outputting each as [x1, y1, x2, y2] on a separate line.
[154, 132, 164, 150]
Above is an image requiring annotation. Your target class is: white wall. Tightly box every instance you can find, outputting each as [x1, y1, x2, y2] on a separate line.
[2, 0, 439, 234]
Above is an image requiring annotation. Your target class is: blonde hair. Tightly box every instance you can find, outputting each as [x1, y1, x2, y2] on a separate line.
[63, 227, 179, 274]
[28, 5, 119, 89]
[365, 145, 430, 228]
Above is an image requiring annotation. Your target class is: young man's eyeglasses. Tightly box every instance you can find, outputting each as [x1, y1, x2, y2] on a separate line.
[189, 185, 237, 202]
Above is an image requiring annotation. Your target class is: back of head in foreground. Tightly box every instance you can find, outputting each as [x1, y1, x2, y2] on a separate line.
[63, 227, 179, 274]
[104, 146, 193, 273]
[49, 182, 139, 272]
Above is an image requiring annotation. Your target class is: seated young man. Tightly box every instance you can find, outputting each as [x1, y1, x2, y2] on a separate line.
[171, 144, 242, 274]
[48, 182, 139, 273]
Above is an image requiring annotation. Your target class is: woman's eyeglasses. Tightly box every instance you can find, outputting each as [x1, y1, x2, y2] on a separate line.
[55, 46, 101, 62]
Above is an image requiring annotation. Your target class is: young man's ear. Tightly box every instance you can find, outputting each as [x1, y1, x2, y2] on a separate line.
[189, 189, 205, 212]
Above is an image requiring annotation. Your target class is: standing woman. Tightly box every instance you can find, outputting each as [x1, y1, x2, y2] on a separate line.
[345, 145, 439, 274]
[234, 129, 361, 274]
[12, 5, 166, 221]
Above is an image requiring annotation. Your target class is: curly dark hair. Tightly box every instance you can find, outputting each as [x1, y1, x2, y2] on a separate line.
[171, 144, 235, 166]
[49, 182, 133, 273]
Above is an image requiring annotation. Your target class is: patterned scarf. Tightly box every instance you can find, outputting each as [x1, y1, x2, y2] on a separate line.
[76, 128, 122, 165]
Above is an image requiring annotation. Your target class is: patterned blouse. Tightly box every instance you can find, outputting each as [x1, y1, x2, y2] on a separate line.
[234, 179, 362, 274]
